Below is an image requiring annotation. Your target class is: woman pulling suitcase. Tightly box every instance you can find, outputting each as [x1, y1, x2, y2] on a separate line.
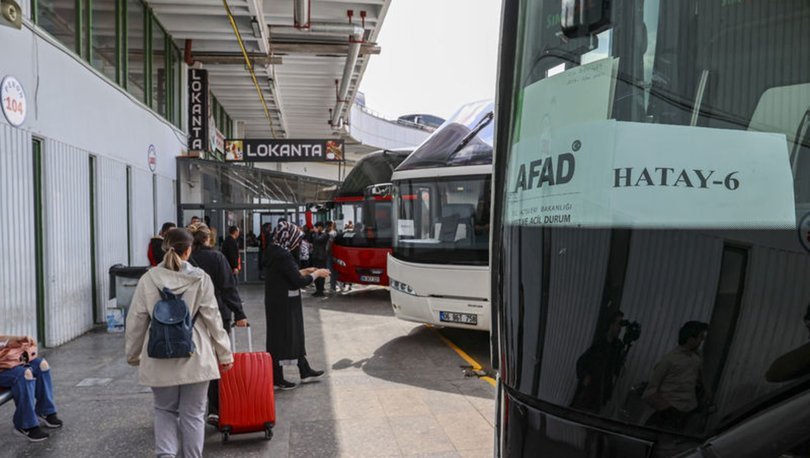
[125, 227, 233, 458]
[263, 221, 330, 390]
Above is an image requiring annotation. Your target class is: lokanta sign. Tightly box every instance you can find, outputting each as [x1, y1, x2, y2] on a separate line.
[225, 139, 345, 162]
[188, 69, 209, 152]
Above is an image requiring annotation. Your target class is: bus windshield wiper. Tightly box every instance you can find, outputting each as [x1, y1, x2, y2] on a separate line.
[448, 112, 494, 158]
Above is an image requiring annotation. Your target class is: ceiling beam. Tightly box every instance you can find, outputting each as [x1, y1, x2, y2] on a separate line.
[194, 52, 282, 65]
[245, 0, 270, 55]
[270, 41, 381, 56]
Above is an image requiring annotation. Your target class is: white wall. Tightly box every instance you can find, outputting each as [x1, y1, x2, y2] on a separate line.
[0, 124, 36, 340]
[96, 157, 130, 323]
[0, 21, 185, 345]
[130, 168, 156, 266]
[0, 23, 183, 181]
[43, 139, 93, 346]
[155, 175, 177, 229]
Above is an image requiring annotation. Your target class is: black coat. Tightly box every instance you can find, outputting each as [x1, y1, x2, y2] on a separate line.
[221, 236, 240, 270]
[189, 247, 247, 326]
[263, 244, 313, 361]
[310, 231, 329, 261]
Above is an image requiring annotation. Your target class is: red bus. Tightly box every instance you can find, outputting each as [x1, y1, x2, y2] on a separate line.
[331, 149, 412, 286]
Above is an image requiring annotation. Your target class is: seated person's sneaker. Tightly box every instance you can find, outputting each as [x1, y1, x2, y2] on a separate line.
[15, 426, 49, 442]
[300, 368, 325, 383]
[273, 379, 297, 391]
[38, 414, 63, 429]
[206, 414, 219, 427]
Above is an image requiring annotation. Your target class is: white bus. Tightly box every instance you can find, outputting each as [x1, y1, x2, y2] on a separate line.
[388, 100, 494, 331]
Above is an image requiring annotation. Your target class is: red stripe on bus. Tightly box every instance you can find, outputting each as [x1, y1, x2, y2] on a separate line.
[334, 196, 364, 203]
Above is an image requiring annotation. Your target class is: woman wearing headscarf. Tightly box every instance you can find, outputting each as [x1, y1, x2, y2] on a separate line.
[263, 221, 330, 390]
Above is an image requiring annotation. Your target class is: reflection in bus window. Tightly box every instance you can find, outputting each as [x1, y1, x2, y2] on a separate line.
[495, 1, 810, 456]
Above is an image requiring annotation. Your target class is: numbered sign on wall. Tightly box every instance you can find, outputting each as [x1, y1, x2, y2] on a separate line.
[1, 76, 26, 127]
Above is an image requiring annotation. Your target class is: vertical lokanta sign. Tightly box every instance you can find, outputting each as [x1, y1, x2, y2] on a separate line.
[188, 69, 209, 152]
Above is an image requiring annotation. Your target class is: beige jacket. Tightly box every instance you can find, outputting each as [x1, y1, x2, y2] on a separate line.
[125, 262, 233, 387]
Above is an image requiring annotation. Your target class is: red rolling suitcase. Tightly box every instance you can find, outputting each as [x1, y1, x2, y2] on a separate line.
[218, 326, 276, 443]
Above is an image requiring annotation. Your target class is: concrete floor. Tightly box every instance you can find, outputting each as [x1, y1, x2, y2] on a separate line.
[0, 284, 496, 457]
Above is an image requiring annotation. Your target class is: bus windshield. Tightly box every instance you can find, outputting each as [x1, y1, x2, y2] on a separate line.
[393, 175, 490, 265]
[397, 101, 494, 171]
[496, 0, 810, 448]
[334, 198, 394, 249]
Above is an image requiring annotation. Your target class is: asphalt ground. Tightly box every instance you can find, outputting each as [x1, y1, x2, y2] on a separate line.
[0, 283, 496, 457]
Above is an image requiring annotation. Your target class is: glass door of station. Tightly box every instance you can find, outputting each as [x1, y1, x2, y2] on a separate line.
[180, 205, 305, 283]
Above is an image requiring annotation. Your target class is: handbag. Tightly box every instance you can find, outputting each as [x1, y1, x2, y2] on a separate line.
[0, 339, 38, 370]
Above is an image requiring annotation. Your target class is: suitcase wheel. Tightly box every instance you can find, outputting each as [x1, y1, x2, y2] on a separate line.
[264, 422, 274, 441]
[222, 432, 230, 444]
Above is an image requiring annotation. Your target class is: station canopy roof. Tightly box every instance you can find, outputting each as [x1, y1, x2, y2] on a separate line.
[178, 157, 339, 206]
[150, 0, 391, 141]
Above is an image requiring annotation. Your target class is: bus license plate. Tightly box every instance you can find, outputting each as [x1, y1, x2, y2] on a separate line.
[439, 311, 478, 325]
[360, 275, 380, 283]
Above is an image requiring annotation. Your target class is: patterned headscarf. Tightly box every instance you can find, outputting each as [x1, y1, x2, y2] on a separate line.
[273, 221, 303, 252]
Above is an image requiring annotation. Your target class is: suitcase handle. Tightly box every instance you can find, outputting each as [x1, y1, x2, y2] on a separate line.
[229, 324, 253, 353]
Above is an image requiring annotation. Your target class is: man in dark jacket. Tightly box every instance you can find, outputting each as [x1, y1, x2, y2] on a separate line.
[309, 222, 330, 296]
[147, 222, 176, 267]
[221, 226, 241, 277]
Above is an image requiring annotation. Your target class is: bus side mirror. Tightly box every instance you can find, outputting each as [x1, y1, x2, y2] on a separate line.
[561, 0, 612, 39]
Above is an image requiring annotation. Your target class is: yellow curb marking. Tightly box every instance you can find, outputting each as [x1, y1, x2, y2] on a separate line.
[432, 328, 497, 387]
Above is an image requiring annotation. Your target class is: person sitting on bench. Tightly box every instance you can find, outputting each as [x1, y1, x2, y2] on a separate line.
[0, 335, 62, 442]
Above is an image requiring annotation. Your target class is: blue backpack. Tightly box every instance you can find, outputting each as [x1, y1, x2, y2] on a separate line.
[147, 288, 199, 359]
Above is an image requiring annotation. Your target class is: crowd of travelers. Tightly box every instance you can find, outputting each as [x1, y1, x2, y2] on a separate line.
[0, 216, 340, 456]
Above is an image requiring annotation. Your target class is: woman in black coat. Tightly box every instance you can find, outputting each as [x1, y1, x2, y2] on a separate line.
[263, 221, 330, 390]
[187, 222, 248, 423]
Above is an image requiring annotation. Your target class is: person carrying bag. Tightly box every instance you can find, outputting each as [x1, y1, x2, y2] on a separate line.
[0, 335, 62, 442]
[125, 227, 233, 458]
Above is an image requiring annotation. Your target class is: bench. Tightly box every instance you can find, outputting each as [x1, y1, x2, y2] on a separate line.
[0, 388, 11, 406]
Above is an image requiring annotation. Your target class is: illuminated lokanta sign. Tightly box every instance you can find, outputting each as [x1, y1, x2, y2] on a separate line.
[225, 139, 345, 162]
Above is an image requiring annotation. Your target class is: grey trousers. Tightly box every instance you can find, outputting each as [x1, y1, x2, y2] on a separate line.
[152, 381, 210, 458]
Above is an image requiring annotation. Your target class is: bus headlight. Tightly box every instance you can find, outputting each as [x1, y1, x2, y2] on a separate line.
[334, 258, 347, 267]
[390, 279, 415, 295]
